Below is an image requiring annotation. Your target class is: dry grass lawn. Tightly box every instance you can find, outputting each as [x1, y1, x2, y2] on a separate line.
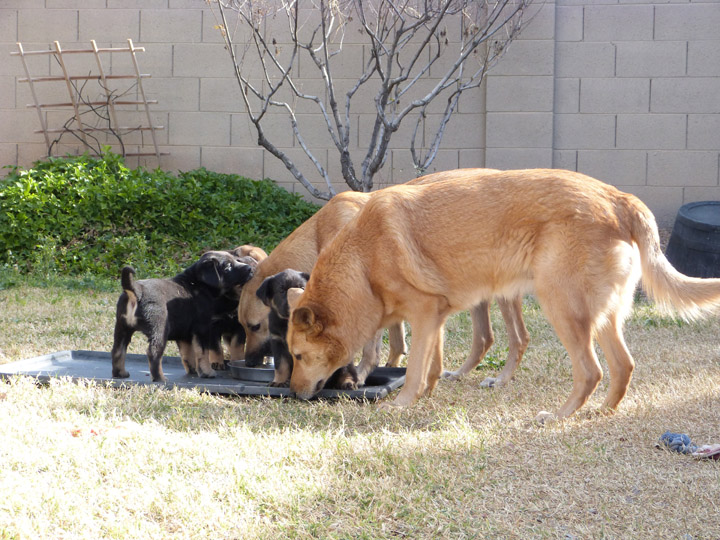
[0, 283, 719, 539]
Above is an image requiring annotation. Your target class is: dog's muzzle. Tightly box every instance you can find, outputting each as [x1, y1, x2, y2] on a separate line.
[244, 339, 272, 367]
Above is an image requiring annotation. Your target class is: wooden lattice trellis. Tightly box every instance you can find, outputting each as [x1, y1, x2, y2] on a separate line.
[11, 39, 166, 160]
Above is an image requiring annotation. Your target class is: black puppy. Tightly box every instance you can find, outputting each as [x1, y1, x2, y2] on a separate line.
[111, 251, 255, 382]
[256, 269, 358, 389]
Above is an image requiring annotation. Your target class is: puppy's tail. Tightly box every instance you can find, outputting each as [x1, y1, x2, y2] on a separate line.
[121, 266, 136, 293]
[627, 195, 720, 319]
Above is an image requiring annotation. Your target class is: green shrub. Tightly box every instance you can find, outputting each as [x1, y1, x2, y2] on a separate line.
[0, 151, 319, 279]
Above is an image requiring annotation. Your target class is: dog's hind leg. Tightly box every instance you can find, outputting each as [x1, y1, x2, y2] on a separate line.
[534, 286, 603, 422]
[111, 322, 132, 379]
[596, 315, 635, 413]
[385, 322, 407, 367]
[147, 337, 168, 383]
[480, 296, 530, 388]
[442, 301, 493, 381]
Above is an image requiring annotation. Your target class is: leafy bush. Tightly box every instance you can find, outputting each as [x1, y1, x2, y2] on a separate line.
[0, 151, 318, 279]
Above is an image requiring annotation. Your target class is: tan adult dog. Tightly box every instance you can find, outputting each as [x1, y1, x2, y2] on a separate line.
[237, 191, 408, 385]
[286, 168, 720, 421]
[238, 175, 530, 388]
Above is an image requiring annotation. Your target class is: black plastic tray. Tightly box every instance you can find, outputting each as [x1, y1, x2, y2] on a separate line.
[0, 350, 405, 401]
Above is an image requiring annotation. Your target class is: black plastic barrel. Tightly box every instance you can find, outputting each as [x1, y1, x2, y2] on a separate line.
[666, 201, 720, 278]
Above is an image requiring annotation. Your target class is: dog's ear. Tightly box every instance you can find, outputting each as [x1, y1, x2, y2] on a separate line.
[300, 272, 311, 282]
[196, 255, 222, 289]
[287, 287, 304, 312]
[291, 305, 323, 337]
[256, 276, 274, 308]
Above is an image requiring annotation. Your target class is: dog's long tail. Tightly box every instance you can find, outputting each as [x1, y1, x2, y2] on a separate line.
[627, 196, 720, 319]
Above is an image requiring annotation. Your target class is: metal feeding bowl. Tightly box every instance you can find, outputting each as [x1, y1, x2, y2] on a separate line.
[227, 358, 275, 383]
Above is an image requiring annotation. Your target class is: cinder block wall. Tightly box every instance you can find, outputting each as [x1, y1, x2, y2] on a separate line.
[1, 0, 719, 226]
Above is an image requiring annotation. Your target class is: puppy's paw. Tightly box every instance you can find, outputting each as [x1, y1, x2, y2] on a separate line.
[199, 369, 217, 379]
[112, 369, 130, 379]
[269, 380, 290, 388]
[210, 362, 227, 371]
[535, 410, 557, 424]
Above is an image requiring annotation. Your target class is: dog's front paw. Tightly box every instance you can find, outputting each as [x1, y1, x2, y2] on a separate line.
[441, 369, 462, 381]
[199, 369, 217, 379]
[210, 361, 227, 371]
[480, 377, 505, 388]
[269, 380, 290, 388]
[112, 369, 130, 379]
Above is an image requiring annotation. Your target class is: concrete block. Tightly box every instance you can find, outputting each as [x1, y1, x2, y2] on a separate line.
[109, 0, 167, 8]
[647, 151, 718, 187]
[0, 110, 44, 143]
[485, 147, 552, 170]
[200, 78, 245, 113]
[555, 42, 616, 78]
[0, 76, 15, 108]
[459, 149, 486, 169]
[557, 0, 615, 4]
[425, 112, 485, 150]
[618, 185, 683, 228]
[486, 76, 554, 112]
[173, 43, 233, 78]
[655, 4, 720, 40]
[79, 10, 140, 43]
[169, 111, 230, 146]
[517, 2, 556, 41]
[130, 43, 173, 78]
[357, 112, 426, 152]
[491, 40, 554, 77]
[169, 0, 211, 8]
[616, 114, 686, 150]
[18, 9, 79, 43]
[580, 78, 649, 114]
[1, 0, 42, 7]
[554, 78, 579, 113]
[0, 9, 17, 42]
[616, 42, 687, 78]
[200, 5, 226, 44]
[144, 77, 199, 113]
[392, 148, 459, 179]
[553, 113, 616, 150]
[17, 143, 48, 168]
[230, 114, 261, 148]
[141, 9, 202, 44]
[156, 146, 200, 173]
[47, 0, 105, 7]
[688, 115, 720, 151]
[584, 5, 654, 42]
[688, 41, 720, 77]
[553, 150, 578, 171]
[555, 6, 583, 42]
[651, 78, 720, 114]
[578, 150, 647, 186]
[200, 145, 264, 179]
[486, 112, 553, 148]
[0, 144, 17, 168]
[457, 85, 485, 114]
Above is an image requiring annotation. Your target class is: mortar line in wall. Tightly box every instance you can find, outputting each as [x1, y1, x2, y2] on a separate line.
[685, 42, 689, 76]
[76, 10, 79, 42]
[645, 151, 649, 186]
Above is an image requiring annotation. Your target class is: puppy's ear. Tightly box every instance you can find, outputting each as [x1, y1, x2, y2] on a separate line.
[238, 263, 255, 285]
[196, 256, 222, 289]
[256, 276, 274, 307]
[300, 272, 311, 282]
[291, 305, 323, 337]
[287, 287, 304, 312]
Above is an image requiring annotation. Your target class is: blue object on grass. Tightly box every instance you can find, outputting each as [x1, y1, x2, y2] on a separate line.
[659, 431, 698, 454]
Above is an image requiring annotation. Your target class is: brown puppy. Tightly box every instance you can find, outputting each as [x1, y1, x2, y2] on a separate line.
[286, 168, 720, 421]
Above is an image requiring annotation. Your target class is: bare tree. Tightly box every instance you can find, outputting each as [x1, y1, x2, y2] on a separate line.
[209, 0, 534, 200]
